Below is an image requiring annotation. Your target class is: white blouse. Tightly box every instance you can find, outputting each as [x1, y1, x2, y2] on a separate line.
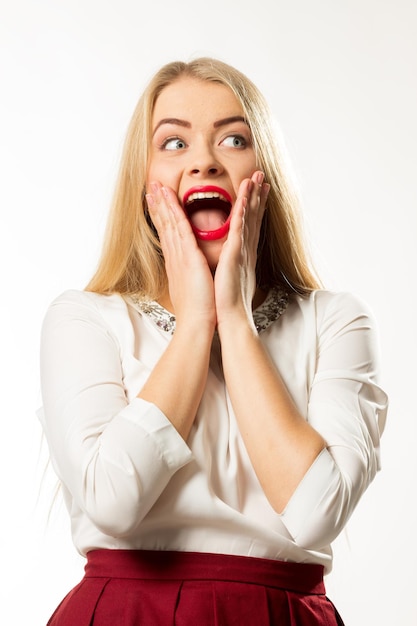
[38, 287, 387, 573]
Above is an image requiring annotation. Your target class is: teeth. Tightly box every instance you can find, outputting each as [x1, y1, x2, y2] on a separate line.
[186, 191, 228, 203]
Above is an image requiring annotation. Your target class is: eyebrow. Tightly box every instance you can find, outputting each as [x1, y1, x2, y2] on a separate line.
[213, 115, 248, 128]
[152, 115, 248, 135]
[152, 118, 191, 135]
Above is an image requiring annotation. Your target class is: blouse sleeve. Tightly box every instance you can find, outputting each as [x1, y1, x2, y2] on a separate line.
[280, 291, 388, 549]
[39, 290, 193, 538]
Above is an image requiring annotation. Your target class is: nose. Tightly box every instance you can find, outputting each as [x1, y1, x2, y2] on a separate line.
[187, 142, 224, 177]
[190, 164, 220, 176]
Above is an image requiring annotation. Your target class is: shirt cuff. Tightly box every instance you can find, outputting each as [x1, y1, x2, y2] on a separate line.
[119, 397, 194, 471]
[280, 448, 338, 541]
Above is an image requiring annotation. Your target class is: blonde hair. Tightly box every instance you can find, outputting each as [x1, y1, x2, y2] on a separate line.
[86, 57, 322, 297]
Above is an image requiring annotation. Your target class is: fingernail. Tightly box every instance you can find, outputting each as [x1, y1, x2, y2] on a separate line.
[145, 194, 154, 207]
[150, 182, 159, 194]
[257, 171, 265, 185]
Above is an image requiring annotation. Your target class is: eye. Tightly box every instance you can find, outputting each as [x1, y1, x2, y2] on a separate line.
[161, 137, 187, 151]
[221, 134, 247, 148]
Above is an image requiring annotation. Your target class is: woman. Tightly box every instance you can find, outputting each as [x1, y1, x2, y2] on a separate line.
[38, 57, 388, 625]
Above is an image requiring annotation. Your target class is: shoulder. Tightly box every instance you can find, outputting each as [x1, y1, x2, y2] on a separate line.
[39, 291, 146, 367]
[290, 289, 379, 338]
[42, 289, 130, 334]
[46, 289, 126, 313]
[40, 290, 140, 356]
[293, 288, 375, 318]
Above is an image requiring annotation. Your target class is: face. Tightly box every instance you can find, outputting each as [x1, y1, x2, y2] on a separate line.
[147, 77, 258, 267]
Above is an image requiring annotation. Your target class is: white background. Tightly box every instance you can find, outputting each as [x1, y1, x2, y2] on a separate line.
[1, 1, 416, 624]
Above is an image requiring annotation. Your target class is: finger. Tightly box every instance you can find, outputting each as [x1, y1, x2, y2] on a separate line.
[248, 171, 269, 235]
[161, 187, 194, 238]
[228, 179, 250, 236]
[147, 186, 202, 277]
[146, 182, 189, 238]
[249, 171, 265, 209]
[146, 181, 168, 233]
[258, 181, 270, 224]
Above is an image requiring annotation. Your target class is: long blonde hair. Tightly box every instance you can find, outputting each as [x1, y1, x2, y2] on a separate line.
[86, 57, 322, 297]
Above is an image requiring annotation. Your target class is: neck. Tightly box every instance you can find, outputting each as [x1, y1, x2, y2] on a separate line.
[157, 287, 268, 315]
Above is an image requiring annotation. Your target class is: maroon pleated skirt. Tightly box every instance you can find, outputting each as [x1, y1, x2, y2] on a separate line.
[47, 549, 345, 625]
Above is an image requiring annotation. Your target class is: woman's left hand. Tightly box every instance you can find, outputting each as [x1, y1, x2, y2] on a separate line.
[214, 172, 326, 515]
[214, 170, 269, 328]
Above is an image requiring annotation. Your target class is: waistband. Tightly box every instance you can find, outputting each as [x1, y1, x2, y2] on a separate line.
[85, 550, 325, 595]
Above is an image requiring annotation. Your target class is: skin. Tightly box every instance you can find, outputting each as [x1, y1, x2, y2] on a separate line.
[139, 77, 326, 513]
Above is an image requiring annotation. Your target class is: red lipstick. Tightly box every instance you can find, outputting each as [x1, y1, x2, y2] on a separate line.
[183, 186, 233, 241]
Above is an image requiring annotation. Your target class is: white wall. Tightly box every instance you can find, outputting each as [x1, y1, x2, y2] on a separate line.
[1, 1, 416, 624]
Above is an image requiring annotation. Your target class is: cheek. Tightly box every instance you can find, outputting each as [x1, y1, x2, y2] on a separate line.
[146, 153, 166, 184]
[146, 160, 159, 187]
[146, 159, 181, 192]
[236, 158, 258, 183]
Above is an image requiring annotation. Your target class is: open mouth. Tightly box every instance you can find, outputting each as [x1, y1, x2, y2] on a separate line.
[183, 186, 233, 241]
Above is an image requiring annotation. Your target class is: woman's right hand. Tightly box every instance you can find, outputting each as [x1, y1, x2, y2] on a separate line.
[146, 182, 216, 331]
[141, 182, 216, 439]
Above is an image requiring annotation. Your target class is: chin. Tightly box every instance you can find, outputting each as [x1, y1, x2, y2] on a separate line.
[198, 239, 224, 272]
